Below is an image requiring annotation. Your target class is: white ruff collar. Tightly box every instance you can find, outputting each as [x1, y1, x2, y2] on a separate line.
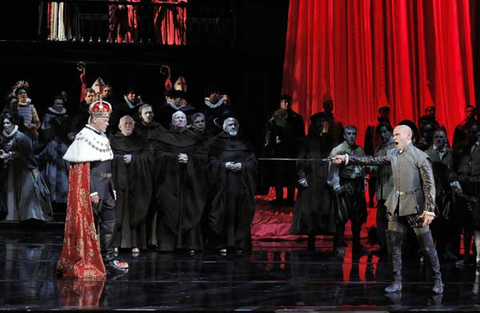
[47, 107, 67, 115]
[64, 125, 113, 163]
[204, 98, 225, 109]
[2, 125, 18, 138]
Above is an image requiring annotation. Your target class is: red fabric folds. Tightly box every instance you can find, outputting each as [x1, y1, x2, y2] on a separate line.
[283, 0, 476, 144]
[108, 0, 140, 44]
[57, 163, 106, 278]
[152, 0, 188, 45]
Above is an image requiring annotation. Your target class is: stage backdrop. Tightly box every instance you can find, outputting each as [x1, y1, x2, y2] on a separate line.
[282, 0, 476, 144]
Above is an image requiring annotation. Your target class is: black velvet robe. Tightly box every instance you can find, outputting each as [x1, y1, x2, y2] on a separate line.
[207, 133, 258, 250]
[110, 131, 153, 249]
[290, 132, 335, 235]
[136, 121, 165, 150]
[135, 120, 166, 246]
[153, 128, 207, 251]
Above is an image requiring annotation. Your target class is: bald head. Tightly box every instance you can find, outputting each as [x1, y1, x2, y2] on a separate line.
[393, 125, 412, 151]
[394, 125, 412, 138]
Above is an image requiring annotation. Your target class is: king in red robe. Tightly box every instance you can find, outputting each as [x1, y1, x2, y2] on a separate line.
[57, 100, 128, 278]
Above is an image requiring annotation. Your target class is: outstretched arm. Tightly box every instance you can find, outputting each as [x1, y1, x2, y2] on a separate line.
[332, 154, 391, 166]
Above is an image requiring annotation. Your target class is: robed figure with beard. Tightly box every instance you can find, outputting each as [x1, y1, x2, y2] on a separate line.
[207, 117, 258, 254]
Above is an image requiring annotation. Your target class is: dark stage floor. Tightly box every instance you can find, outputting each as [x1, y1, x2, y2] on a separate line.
[1, 224, 480, 312]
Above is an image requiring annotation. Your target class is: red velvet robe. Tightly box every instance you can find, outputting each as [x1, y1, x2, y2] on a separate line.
[56, 163, 106, 278]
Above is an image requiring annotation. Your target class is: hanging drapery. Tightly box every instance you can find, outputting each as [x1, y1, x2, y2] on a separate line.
[108, 0, 140, 44]
[152, 0, 188, 45]
[282, 0, 476, 144]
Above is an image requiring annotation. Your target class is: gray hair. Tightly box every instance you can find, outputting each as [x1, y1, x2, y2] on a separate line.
[222, 117, 239, 131]
[119, 115, 135, 126]
[191, 112, 205, 121]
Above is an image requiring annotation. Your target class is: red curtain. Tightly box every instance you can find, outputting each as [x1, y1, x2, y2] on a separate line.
[282, 0, 476, 144]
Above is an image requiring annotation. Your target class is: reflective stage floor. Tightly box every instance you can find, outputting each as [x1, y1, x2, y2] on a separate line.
[1, 224, 480, 312]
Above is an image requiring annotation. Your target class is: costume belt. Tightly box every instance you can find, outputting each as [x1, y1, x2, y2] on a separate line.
[396, 188, 420, 195]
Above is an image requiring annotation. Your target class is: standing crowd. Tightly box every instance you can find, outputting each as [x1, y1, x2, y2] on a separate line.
[0, 79, 254, 262]
[1, 79, 479, 291]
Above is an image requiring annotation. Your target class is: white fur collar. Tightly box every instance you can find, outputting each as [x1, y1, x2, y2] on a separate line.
[63, 125, 113, 163]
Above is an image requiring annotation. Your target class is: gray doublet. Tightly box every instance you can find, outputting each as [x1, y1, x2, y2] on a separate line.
[348, 142, 435, 217]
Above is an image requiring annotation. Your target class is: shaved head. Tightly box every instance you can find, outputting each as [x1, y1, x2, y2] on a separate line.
[393, 125, 412, 151]
[394, 125, 412, 139]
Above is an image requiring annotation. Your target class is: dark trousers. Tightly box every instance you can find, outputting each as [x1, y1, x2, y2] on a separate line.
[334, 178, 367, 249]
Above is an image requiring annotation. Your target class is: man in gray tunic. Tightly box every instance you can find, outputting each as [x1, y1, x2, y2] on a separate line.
[332, 125, 443, 294]
[328, 125, 368, 256]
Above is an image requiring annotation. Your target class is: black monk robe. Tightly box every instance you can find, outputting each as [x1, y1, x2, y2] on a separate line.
[110, 131, 153, 249]
[153, 128, 207, 251]
[207, 133, 258, 251]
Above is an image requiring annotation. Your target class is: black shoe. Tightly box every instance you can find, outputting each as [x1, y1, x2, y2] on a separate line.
[105, 259, 128, 275]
